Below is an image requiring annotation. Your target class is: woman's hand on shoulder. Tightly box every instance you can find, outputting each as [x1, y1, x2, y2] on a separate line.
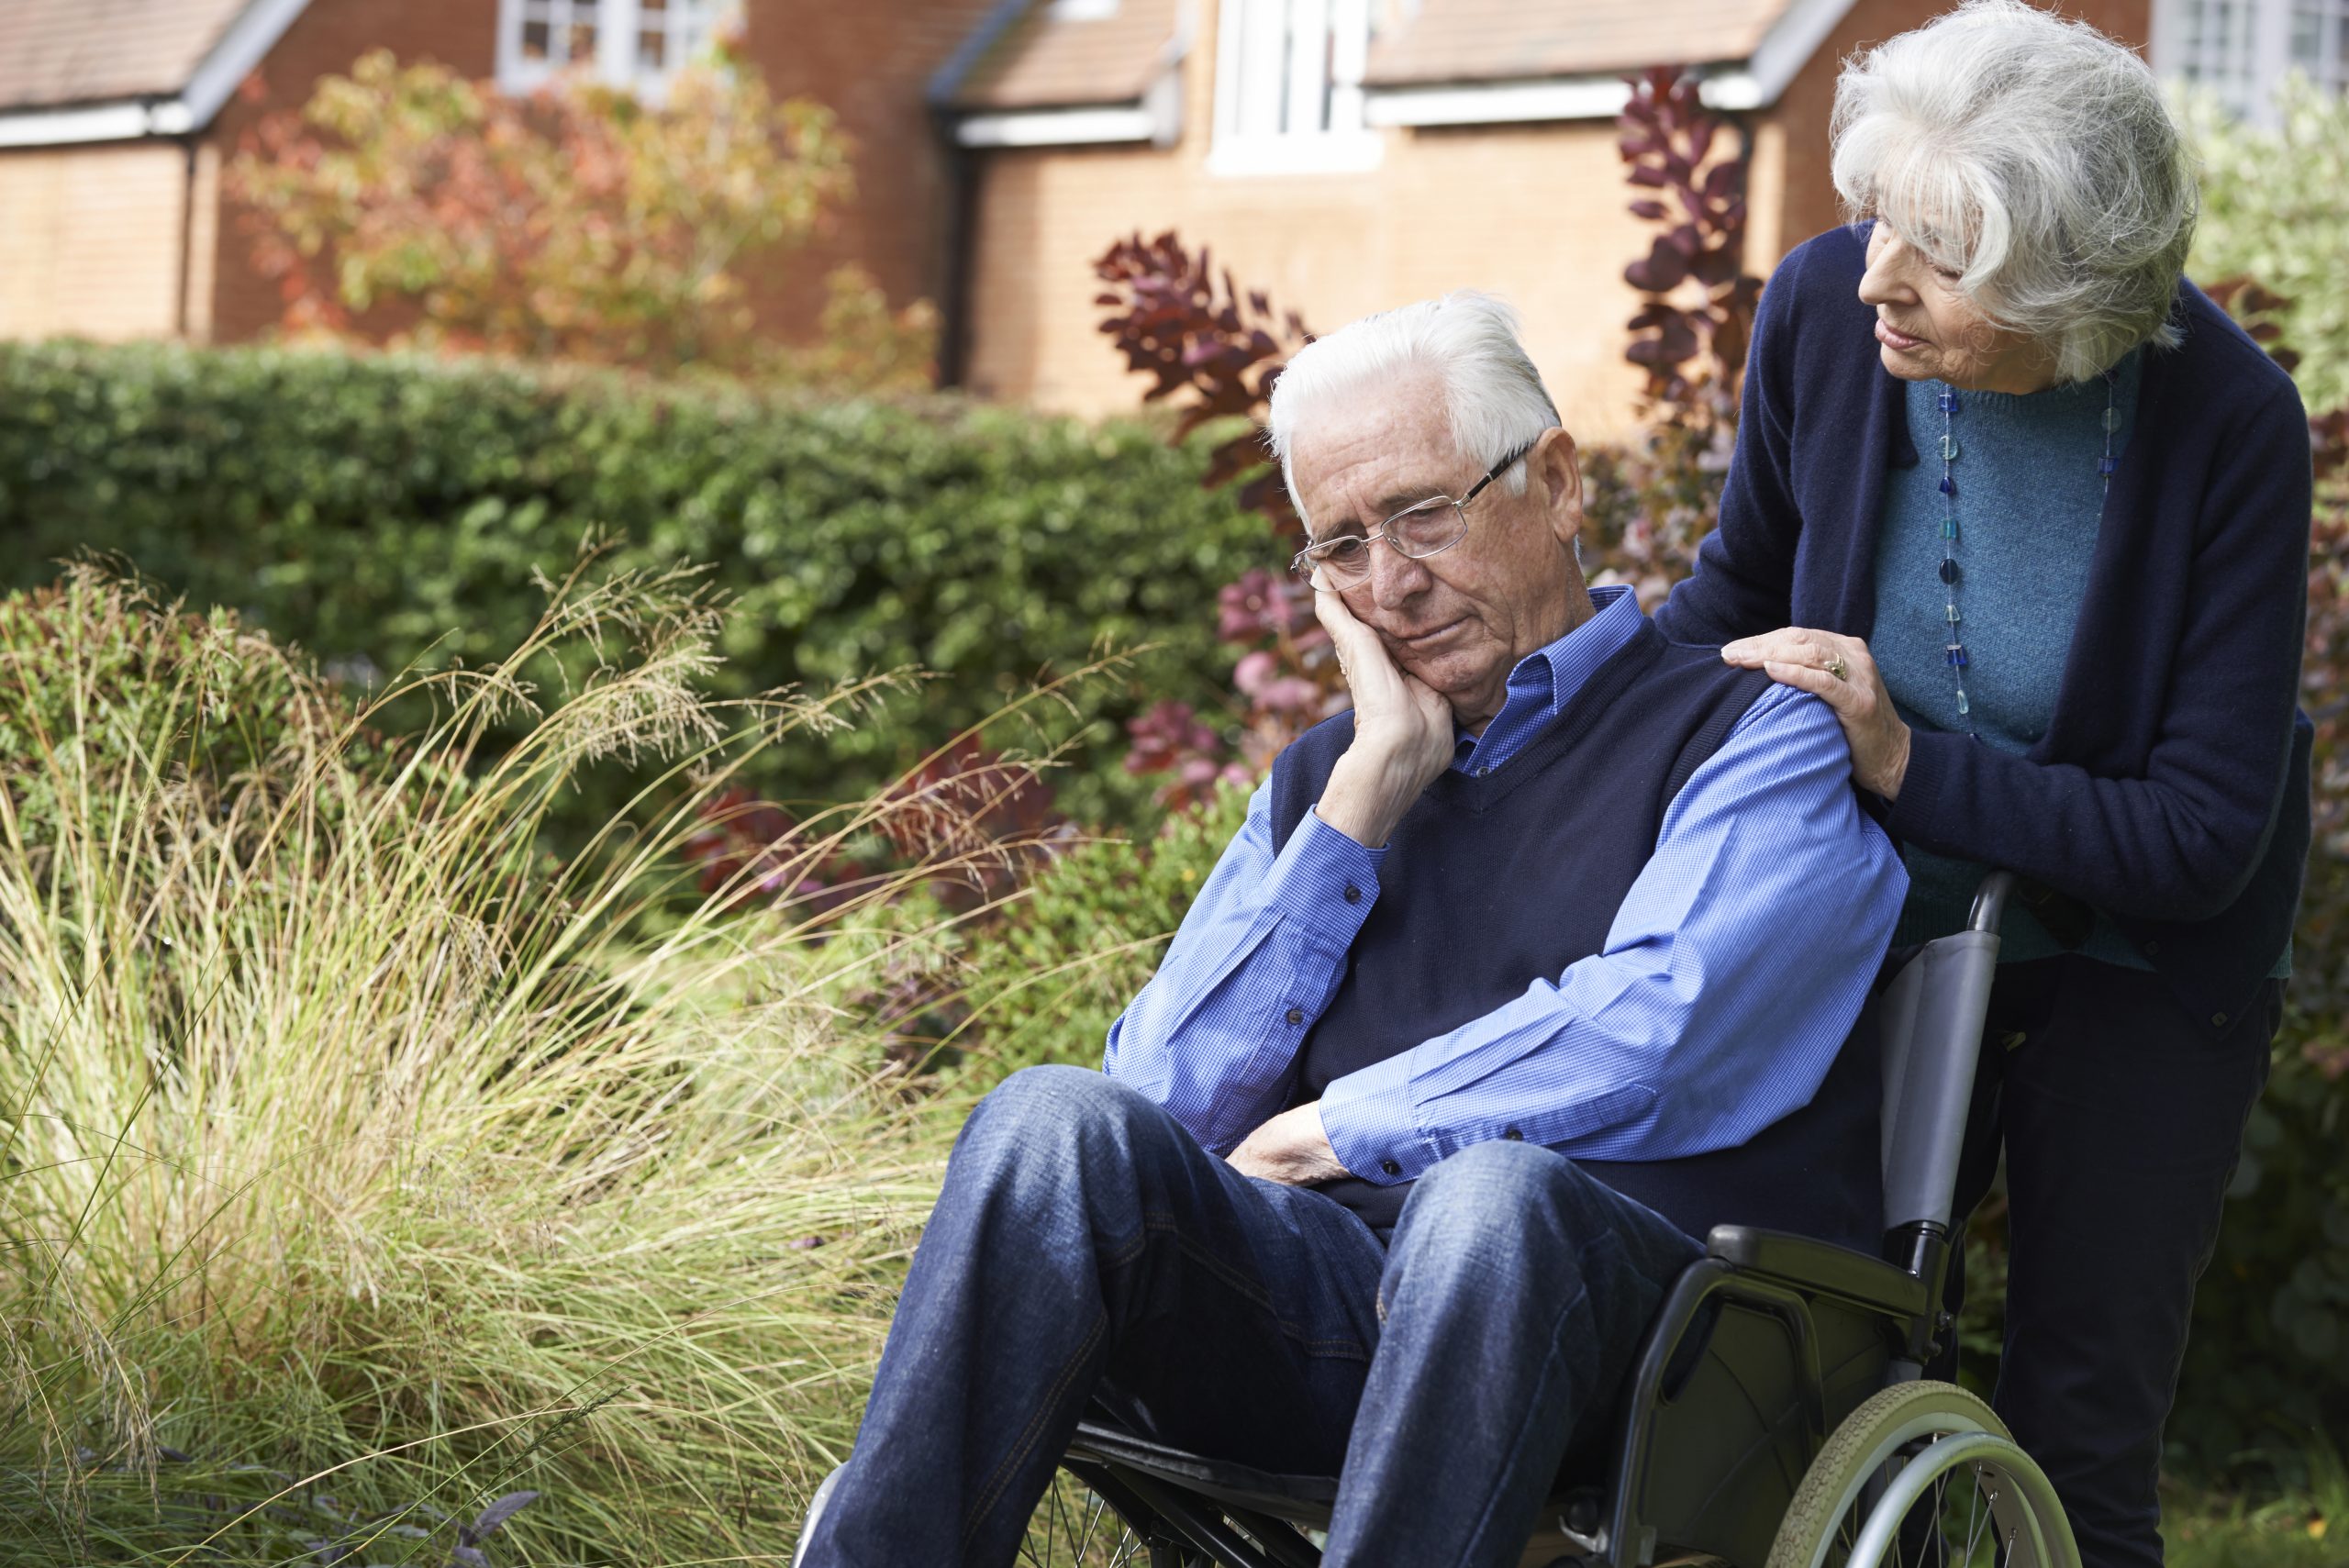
[1721, 628, 1913, 801]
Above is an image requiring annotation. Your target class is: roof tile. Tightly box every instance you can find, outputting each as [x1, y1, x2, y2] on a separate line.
[952, 0, 1181, 110]
[0, 0, 257, 113]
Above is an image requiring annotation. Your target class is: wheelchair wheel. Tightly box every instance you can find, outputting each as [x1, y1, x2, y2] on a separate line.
[1018, 1471, 1162, 1566]
[1767, 1382, 2080, 1568]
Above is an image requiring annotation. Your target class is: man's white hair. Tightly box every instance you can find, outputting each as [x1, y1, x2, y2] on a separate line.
[1265, 292, 1560, 530]
[1830, 0, 2197, 384]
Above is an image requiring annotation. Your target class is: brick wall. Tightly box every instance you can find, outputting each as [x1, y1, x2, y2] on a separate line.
[961, 0, 1663, 438]
[0, 142, 191, 340]
[735, 0, 1000, 342]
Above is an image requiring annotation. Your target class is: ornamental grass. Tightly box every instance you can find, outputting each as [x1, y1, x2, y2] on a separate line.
[0, 562, 1051, 1565]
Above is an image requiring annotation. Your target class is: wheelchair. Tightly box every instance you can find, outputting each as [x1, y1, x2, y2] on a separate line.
[807, 873, 2079, 1568]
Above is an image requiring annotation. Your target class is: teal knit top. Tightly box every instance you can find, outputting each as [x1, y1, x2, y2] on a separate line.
[1873, 355, 2163, 966]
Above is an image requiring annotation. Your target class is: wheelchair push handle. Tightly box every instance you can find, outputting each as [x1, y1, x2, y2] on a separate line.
[1877, 871, 2012, 1251]
[1965, 870, 2015, 936]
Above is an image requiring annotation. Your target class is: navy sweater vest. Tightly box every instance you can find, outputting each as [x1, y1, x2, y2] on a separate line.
[1267, 624, 1886, 1252]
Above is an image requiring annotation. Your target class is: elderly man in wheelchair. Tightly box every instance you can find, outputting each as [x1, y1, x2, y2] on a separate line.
[793, 294, 2078, 1568]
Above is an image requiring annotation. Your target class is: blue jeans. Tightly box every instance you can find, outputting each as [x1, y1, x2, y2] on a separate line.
[798, 1066, 1703, 1568]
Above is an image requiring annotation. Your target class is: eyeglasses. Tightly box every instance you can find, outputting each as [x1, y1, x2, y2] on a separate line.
[1289, 438, 1542, 592]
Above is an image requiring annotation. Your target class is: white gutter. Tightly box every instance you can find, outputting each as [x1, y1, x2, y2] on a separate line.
[0, 0, 315, 148]
[0, 99, 187, 148]
[955, 103, 1159, 147]
[1365, 76, 1635, 127]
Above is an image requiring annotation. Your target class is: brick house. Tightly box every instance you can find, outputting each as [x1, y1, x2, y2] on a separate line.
[3, 0, 2172, 436]
[933, 0, 2148, 435]
[0, 0, 996, 350]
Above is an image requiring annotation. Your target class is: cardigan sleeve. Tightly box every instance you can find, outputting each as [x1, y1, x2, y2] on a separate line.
[1653, 243, 1804, 646]
[1887, 377, 2312, 923]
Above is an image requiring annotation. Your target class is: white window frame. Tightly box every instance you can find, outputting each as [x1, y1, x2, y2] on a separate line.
[495, 0, 732, 100]
[2155, 0, 2349, 121]
[1209, 0, 1382, 176]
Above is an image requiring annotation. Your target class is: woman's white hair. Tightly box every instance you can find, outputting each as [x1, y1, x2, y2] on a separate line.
[1265, 291, 1560, 528]
[1830, 0, 2198, 382]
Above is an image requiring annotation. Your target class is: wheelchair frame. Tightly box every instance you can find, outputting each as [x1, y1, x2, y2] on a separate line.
[1022, 873, 2025, 1568]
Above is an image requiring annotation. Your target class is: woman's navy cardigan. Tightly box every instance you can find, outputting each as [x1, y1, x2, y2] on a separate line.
[1655, 224, 2313, 1037]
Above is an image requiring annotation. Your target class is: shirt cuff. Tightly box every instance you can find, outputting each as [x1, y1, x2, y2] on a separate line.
[1263, 808, 1386, 958]
[1318, 1050, 1437, 1184]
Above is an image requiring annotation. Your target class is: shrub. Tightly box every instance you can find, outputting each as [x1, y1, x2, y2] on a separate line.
[0, 339, 1269, 832]
[0, 568, 982, 1564]
[940, 783, 1255, 1081]
[225, 50, 860, 377]
[2187, 78, 2349, 416]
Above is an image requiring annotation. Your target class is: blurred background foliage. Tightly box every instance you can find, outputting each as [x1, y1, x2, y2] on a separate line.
[0, 339, 1266, 834]
[2187, 77, 2349, 417]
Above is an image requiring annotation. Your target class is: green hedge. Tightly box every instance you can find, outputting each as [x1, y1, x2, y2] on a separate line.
[0, 340, 1267, 827]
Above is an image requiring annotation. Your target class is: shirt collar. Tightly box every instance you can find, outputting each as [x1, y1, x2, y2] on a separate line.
[1508, 583, 1642, 717]
[1452, 584, 1643, 766]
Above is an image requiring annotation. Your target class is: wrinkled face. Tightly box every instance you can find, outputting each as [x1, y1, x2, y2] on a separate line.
[1859, 221, 2055, 395]
[1286, 371, 1583, 730]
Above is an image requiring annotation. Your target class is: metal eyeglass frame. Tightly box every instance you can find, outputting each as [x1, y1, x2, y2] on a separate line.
[1288, 437, 1542, 590]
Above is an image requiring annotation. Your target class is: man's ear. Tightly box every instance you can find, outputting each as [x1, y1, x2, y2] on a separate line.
[1531, 426, 1584, 550]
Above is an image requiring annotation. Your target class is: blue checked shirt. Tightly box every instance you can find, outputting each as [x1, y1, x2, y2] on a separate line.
[1103, 585, 1909, 1184]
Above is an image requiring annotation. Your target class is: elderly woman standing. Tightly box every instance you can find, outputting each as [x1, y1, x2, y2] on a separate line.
[1655, 3, 2313, 1564]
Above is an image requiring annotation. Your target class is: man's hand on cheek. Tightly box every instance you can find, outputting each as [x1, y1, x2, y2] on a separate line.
[1226, 1101, 1350, 1185]
[1313, 590, 1455, 848]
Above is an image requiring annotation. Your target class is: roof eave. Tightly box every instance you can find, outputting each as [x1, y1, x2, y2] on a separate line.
[1364, 0, 1858, 127]
[0, 0, 315, 148]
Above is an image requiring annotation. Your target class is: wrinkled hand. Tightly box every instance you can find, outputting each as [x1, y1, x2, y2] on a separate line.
[1313, 590, 1456, 846]
[1720, 628, 1912, 799]
[1227, 1101, 1350, 1185]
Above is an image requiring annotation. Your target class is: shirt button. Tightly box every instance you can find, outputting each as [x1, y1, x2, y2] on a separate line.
[1342, 883, 1362, 904]
[1503, 1127, 1524, 1141]
[1475, 765, 1490, 777]
[2211, 1012, 2228, 1029]
[2143, 940, 2161, 956]
[1380, 1159, 1402, 1176]
[1285, 1006, 1305, 1027]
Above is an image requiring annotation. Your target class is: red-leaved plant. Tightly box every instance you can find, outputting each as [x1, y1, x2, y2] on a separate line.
[1093, 234, 1349, 805]
[1618, 65, 1765, 434]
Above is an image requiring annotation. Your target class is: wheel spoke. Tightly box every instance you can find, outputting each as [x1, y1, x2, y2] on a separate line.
[1021, 1473, 1152, 1567]
[1958, 1464, 1989, 1568]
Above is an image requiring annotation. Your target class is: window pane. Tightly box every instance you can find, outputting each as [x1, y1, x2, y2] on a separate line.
[522, 18, 551, 58]
[1221, 0, 1370, 144]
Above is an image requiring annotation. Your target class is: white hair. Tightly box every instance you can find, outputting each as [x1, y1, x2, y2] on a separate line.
[1830, 0, 2198, 382]
[1265, 291, 1560, 530]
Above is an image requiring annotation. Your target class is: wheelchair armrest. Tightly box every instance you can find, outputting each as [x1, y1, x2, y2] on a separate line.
[1705, 1225, 1931, 1319]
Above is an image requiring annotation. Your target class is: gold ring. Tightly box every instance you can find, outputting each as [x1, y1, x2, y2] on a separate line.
[1825, 655, 1850, 682]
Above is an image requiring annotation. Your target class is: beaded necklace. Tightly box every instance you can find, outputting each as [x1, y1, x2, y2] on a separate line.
[1932, 370, 2121, 731]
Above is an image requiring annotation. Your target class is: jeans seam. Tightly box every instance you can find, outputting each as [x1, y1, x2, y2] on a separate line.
[1451, 1280, 1593, 1568]
[961, 1307, 1108, 1552]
